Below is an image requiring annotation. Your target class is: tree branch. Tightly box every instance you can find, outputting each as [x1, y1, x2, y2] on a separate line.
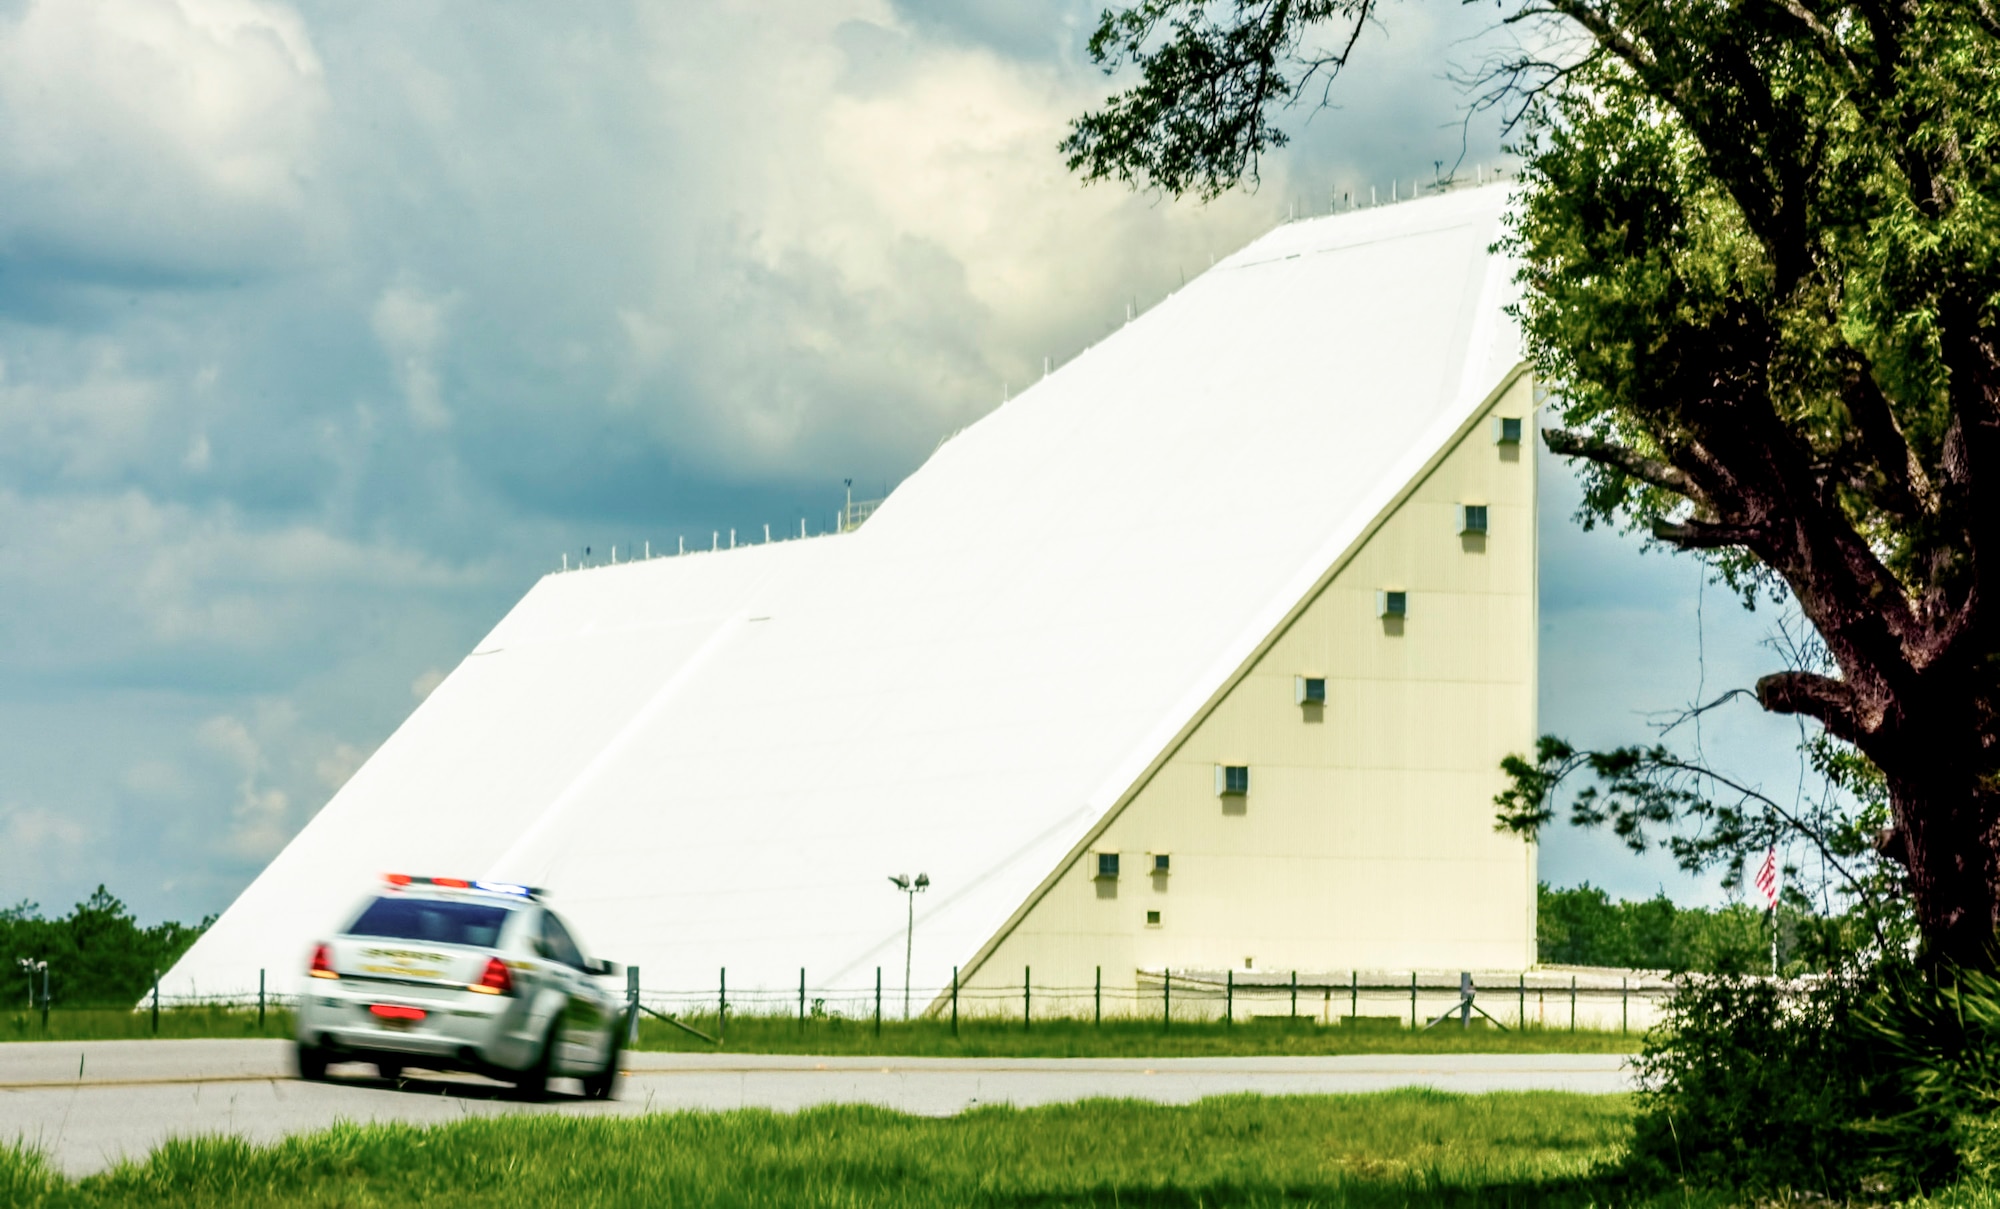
[1543, 427, 1696, 495]
[1652, 518, 1766, 548]
[1757, 670, 1871, 736]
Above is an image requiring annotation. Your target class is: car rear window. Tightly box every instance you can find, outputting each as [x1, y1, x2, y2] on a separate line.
[346, 897, 512, 947]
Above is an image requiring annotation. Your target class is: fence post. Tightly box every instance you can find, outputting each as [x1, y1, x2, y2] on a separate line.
[799, 968, 806, 1031]
[951, 967, 959, 1036]
[1621, 976, 1629, 1035]
[1570, 975, 1577, 1032]
[1409, 972, 1417, 1029]
[1459, 972, 1472, 1029]
[42, 964, 51, 1032]
[150, 969, 159, 1035]
[875, 968, 882, 1036]
[719, 968, 727, 1046]
[1290, 970, 1297, 1019]
[1094, 966, 1101, 1026]
[1023, 966, 1031, 1031]
[258, 969, 266, 1030]
[628, 965, 641, 1045]
[1350, 970, 1357, 1021]
[1518, 973, 1525, 1029]
[1164, 969, 1171, 1031]
[1226, 969, 1234, 1026]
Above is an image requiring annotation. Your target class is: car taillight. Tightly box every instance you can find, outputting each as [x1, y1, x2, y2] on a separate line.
[471, 956, 513, 995]
[308, 943, 338, 980]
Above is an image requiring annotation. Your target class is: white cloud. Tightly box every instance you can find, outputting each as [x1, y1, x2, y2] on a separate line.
[601, 1, 1291, 479]
[0, 0, 330, 282]
[410, 668, 447, 701]
[0, 344, 166, 483]
[371, 283, 457, 430]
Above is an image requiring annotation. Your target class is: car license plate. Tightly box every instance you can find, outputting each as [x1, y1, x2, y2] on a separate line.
[369, 1004, 426, 1029]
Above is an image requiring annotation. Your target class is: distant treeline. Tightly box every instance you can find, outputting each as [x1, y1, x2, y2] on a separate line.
[2, 887, 211, 1008]
[1, 880, 1836, 1007]
[1538, 882, 1858, 974]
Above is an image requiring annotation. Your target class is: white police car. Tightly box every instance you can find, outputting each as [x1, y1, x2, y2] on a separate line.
[296, 875, 627, 1099]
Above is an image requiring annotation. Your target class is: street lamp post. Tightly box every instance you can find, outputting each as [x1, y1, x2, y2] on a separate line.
[17, 959, 47, 1026]
[888, 873, 930, 1019]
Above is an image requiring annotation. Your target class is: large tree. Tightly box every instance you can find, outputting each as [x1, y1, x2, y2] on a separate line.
[1064, 0, 2000, 966]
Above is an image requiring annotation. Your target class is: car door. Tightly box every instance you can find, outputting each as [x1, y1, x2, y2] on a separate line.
[538, 911, 606, 1071]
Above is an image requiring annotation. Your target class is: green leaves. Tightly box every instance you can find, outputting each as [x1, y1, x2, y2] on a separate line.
[1, 888, 211, 1008]
[1063, 0, 1373, 199]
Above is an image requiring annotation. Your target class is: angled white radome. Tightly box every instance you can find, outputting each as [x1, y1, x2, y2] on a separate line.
[167, 185, 1535, 1004]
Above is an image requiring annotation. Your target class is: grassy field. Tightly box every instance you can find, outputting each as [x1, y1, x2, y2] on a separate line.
[0, 1091, 1698, 1207]
[630, 1012, 1643, 1056]
[0, 1007, 1638, 1056]
[1, 1007, 294, 1044]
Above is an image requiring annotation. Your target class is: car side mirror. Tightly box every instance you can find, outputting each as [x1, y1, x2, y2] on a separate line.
[584, 958, 620, 977]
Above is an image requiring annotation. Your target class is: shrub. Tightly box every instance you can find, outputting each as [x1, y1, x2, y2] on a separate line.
[1627, 970, 1938, 1197]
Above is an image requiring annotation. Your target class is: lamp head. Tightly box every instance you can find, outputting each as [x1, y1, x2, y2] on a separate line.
[914, 873, 930, 891]
[889, 874, 910, 890]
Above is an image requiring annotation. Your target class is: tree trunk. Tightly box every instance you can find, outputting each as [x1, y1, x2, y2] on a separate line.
[1875, 713, 2000, 970]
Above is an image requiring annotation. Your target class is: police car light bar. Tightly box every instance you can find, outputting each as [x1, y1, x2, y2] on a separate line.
[383, 874, 543, 900]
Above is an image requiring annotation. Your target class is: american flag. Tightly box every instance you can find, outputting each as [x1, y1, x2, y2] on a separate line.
[1754, 847, 1780, 910]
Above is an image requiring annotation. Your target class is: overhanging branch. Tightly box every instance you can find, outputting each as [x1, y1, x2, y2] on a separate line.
[1543, 427, 1696, 496]
[1757, 670, 1866, 735]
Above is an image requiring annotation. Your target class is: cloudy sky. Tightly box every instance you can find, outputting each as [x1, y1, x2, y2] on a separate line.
[0, 0, 1812, 925]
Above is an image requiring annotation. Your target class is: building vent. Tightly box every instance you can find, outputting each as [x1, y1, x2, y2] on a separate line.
[1457, 504, 1489, 535]
[1493, 416, 1523, 444]
[1145, 910, 1162, 926]
[1151, 853, 1170, 874]
[1215, 765, 1249, 796]
[1376, 590, 1408, 619]
[1095, 852, 1120, 879]
[1295, 675, 1326, 705]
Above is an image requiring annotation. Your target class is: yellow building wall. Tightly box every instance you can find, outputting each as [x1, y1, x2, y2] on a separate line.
[962, 373, 1539, 1007]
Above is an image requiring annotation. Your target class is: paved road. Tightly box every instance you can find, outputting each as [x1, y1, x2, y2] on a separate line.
[0, 1039, 1633, 1177]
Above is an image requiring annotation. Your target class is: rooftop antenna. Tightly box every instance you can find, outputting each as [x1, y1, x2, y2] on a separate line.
[712, 531, 718, 551]
[1043, 356, 1050, 379]
[764, 523, 771, 543]
[679, 536, 685, 555]
[729, 528, 736, 549]
[562, 553, 568, 571]
[1371, 185, 1377, 205]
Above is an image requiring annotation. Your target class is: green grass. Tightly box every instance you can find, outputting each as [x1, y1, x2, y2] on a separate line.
[0, 1091, 1718, 1207]
[0, 1007, 294, 1044]
[630, 1012, 1644, 1057]
[0, 1007, 1638, 1056]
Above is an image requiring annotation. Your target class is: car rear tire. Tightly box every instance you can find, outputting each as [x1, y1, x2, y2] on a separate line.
[582, 1016, 626, 1101]
[295, 1041, 329, 1082]
[512, 1021, 558, 1102]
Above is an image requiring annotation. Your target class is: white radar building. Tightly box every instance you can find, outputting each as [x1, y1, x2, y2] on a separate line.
[167, 185, 1539, 1011]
